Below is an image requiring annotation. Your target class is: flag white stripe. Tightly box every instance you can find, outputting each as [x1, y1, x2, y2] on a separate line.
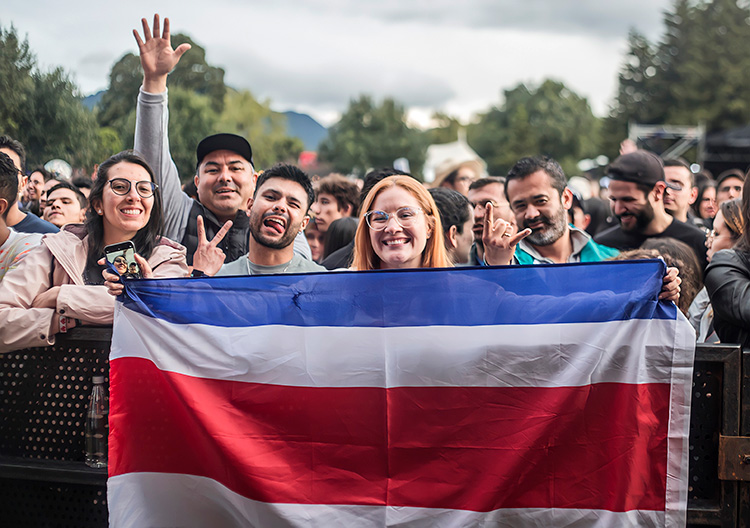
[108, 472, 669, 528]
[112, 303, 694, 389]
[664, 311, 696, 528]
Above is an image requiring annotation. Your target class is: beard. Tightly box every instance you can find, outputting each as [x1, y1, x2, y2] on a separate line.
[524, 206, 568, 246]
[249, 209, 301, 250]
[617, 202, 655, 233]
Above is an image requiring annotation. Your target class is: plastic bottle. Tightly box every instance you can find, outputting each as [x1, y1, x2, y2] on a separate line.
[85, 375, 108, 468]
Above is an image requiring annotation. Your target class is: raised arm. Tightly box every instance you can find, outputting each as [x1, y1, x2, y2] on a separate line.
[133, 14, 194, 242]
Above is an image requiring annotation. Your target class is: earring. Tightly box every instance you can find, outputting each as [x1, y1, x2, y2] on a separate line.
[97, 209, 102, 215]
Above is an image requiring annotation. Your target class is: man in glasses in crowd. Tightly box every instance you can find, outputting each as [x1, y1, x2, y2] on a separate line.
[466, 177, 514, 265]
[662, 158, 701, 227]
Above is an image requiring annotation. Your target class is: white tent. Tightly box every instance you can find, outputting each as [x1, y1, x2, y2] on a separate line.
[422, 129, 487, 185]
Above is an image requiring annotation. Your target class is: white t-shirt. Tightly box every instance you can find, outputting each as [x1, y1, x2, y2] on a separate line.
[0, 228, 43, 281]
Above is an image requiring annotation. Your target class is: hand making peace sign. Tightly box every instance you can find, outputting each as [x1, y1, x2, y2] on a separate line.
[190, 216, 233, 277]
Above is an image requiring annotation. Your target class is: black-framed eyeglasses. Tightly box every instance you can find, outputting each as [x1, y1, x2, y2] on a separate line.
[365, 207, 424, 230]
[108, 178, 158, 198]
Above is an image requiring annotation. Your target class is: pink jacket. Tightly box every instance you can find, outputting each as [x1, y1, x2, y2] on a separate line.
[0, 225, 188, 353]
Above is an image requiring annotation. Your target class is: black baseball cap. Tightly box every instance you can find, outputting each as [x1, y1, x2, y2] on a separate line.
[606, 150, 678, 189]
[196, 133, 253, 169]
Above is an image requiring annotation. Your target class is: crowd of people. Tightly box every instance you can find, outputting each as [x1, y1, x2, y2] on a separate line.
[0, 14, 747, 355]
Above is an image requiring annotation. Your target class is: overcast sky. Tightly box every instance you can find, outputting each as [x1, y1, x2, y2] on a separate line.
[5, 0, 672, 127]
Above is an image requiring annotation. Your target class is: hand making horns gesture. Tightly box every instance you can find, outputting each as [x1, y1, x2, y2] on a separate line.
[133, 14, 191, 93]
[482, 202, 532, 266]
[191, 216, 233, 277]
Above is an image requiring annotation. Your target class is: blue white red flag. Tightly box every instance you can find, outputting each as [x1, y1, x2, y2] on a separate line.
[108, 260, 694, 527]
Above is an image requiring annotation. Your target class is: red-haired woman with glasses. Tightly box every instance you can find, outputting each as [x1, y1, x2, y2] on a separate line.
[352, 175, 526, 271]
[0, 151, 187, 353]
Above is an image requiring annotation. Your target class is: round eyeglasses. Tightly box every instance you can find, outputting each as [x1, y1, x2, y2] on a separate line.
[365, 207, 424, 231]
[108, 178, 158, 198]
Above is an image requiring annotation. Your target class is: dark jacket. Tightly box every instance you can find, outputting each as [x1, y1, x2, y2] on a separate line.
[704, 248, 750, 348]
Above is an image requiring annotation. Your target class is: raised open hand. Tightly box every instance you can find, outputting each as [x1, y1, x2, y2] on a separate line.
[191, 216, 232, 276]
[482, 202, 531, 266]
[133, 14, 191, 92]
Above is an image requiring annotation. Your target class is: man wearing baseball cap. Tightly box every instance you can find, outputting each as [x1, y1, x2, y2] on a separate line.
[594, 150, 708, 268]
[132, 14, 309, 266]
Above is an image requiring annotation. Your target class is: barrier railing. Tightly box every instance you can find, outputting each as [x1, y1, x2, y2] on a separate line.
[0, 330, 746, 527]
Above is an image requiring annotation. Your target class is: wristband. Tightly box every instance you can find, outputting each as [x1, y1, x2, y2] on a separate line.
[191, 269, 208, 278]
[59, 316, 68, 333]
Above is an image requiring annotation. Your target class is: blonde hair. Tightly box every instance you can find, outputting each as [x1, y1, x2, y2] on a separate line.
[352, 176, 449, 270]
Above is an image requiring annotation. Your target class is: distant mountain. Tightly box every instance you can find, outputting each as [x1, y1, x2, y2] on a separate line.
[80, 90, 328, 152]
[82, 90, 105, 110]
[282, 111, 327, 151]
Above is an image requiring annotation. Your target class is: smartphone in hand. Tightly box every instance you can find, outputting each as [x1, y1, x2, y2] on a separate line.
[104, 241, 141, 279]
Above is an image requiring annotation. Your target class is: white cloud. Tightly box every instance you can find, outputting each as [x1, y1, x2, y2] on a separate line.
[4, 0, 672, 126]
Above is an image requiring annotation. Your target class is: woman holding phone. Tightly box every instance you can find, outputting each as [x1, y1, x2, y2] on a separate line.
[0, 150, 187, 353]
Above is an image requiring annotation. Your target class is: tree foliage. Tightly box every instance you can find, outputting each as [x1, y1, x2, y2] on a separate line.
[603, 0, 750, 156]
[319, 95, 427, 178]
[0, 25, 34, 135]
[0, 25, 105, 170]
[215, 89, 304, 170]
[424, 112, 464, 145]
[168, 88, 218, 179]
[97, 33, 306, 179]
[468, 80, 600, 176]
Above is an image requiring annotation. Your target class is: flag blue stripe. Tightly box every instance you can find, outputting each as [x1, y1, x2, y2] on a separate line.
[119, 260, 675, 328]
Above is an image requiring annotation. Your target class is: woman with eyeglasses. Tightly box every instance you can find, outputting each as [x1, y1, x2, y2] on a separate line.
[0, 150, 187, 353]
[351, 176, 523, 270]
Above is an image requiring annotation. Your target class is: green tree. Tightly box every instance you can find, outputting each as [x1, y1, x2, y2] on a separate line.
[468, 80, 599, 176]
[0, 24, 106, 170]
[601, 30, 659, 156]
[319, 95, 427, 178]
[604, 0, 750, 156]
[0, 25, 34, 136]
[215, 89, 303, 170]
[96, 53, 143, 136]
[97, 33, 226, 149]
[168, 88, 218, 179]
[425, 112, 464, 145]
[20, 67, 102, 168]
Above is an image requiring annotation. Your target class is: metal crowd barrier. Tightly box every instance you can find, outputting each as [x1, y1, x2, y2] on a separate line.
[0, 329, 747, 527]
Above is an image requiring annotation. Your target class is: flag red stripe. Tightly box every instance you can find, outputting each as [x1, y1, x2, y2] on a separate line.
[109, 357, 669, 513]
